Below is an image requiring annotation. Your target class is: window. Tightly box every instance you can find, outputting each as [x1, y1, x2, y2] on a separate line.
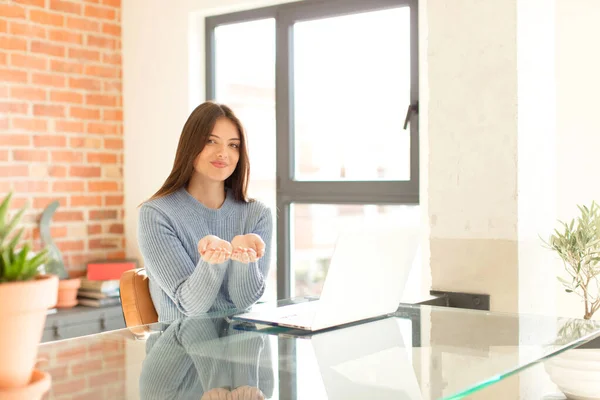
[210, 18, 277, 301]
[206, 0, 419, 301]
[293, 8, 412, 182]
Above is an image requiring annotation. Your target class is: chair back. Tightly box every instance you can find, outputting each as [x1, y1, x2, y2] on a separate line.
[119, 268, 158, 333]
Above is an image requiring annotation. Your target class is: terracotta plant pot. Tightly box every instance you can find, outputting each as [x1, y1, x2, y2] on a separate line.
[0, 274, 58, 389]
[56, 277, 81, 308]
[0, 370, 51, 400]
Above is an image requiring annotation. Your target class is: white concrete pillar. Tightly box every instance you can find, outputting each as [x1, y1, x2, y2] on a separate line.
[424, 1, 559, 395]
[556, 0, 600, 319]
[425, 0, 557, 316]
[427, 0, 519, 313]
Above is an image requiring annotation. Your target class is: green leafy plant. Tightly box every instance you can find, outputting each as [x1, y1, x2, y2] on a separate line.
[542, 201, 600, 320]
[0, 192, 48, 283]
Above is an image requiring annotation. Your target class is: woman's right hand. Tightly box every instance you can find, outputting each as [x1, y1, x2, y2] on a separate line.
[198, 235, 232, 265]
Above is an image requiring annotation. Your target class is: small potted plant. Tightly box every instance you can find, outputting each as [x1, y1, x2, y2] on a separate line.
[40, 200, 81, 308]
[542, 201, 600, 399]
[0, 192, 58, 398]
[543, 202, 600, 320]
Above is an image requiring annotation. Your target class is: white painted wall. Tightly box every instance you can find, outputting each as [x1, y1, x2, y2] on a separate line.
[425, 0, 600, 320]
[555, 0, 600, 319]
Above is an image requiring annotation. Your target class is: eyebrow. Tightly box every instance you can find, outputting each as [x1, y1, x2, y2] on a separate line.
[209, 134, 240, 141]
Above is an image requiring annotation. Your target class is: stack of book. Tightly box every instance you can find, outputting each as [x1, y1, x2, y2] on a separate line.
[77, 278, 121, 308]
[77, 259, 138, 308]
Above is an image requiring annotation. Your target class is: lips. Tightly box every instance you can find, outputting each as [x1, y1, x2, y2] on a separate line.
[210, 161, 228, 168]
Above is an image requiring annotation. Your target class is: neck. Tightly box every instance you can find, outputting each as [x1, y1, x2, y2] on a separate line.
[186, 174, 226, 209]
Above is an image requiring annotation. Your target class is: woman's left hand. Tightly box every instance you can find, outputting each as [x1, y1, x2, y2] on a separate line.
[231, 234, 265, 264]
[200, 388, 231, 400]
[231, 386, 265, 400]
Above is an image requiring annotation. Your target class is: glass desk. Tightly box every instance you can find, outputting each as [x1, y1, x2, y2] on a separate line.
[36, 298, 600, 399]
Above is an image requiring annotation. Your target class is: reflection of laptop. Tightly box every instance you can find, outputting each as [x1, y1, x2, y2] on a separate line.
[234, 226, 419, 331]
[312, 316, 423, 399]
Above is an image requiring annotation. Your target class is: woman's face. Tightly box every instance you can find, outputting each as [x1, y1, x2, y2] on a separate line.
[193, 117, 241, 183]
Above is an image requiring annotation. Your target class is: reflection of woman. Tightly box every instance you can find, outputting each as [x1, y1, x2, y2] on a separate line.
[138, 102, 273, 322]
[139, 317, 274, 400]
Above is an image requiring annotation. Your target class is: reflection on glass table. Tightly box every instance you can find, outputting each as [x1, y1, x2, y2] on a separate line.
[37, 299, 600, 399]
[140, 317, 274, 400]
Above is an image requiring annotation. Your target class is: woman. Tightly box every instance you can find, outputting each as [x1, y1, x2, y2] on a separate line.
[138, 101, 272, 322]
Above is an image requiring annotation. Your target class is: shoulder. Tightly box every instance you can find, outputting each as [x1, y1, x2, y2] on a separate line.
[238, 198, 272, 218]
[140, 191, 181, 215]
[249, 198, 271, 214]
[246, 199, 273, 230]
[242, 199, 272, 234]
[138, 192, 183, 225]
[228, 198, 272, 228]
[137, 198, 182, 240]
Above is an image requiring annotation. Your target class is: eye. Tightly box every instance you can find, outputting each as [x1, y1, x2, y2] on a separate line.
[207, 139, 216, 144]
[230, 143, 239, 149]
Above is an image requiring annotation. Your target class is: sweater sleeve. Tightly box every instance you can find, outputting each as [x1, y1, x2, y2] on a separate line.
[227, 207, 273, 310]
[138, 204, 228, 316]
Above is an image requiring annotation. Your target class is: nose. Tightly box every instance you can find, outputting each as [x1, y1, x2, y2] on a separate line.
[216, 144, 228, 159]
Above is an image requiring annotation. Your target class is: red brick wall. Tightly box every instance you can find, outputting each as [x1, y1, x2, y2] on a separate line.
[38, 334, 126, 399]
[0, 0, 125, 273]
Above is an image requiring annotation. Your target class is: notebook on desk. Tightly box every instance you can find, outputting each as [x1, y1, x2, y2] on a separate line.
[234, 225, 420, 332]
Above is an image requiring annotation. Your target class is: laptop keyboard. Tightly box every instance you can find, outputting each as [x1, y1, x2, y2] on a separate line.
[274, 301, 319, 327]
[276, 301, 318, 316]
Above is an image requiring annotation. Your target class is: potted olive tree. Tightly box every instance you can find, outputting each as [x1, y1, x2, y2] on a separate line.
[544, 202, 600, 320]
[0, 192, 58, 398]
[542, 202, 600, 399]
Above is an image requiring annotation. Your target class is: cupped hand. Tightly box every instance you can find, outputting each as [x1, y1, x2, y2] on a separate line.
[198, 235, 232, 265]
[200, 387, 231, 400]
[231, 234, 265, 262]
[231, 247, 258, 264]
[231, 386, 265, 400]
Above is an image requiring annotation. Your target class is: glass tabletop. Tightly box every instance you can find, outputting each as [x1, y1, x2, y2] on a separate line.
[37, 298, 600, 399]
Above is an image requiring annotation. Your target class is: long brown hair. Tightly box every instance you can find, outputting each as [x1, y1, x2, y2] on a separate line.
[146, 101, 250, 203]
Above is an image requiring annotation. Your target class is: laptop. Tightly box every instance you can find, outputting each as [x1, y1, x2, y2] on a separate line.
[234, 224, 419, 331]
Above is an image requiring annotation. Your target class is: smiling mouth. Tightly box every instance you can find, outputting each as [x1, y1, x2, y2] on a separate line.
[211, 161, 228, 168]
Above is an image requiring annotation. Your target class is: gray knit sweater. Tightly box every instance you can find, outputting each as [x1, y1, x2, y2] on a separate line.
[138, 187, 273, 322]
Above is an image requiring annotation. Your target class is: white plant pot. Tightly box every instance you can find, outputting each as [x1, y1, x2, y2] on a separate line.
[545, 348, 600, 400]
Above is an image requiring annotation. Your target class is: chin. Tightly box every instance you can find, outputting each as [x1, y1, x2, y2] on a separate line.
[209, 172, 234, 182]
